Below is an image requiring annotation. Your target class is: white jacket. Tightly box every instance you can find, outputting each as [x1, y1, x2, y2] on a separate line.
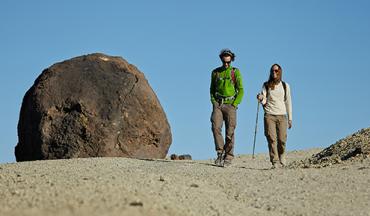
[260, 81, 292, 121]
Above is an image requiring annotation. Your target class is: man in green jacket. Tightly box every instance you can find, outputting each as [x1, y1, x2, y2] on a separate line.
[210, 49, 244, 167]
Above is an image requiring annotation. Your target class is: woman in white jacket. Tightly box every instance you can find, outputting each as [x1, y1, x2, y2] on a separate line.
[257, 64, 292, 168]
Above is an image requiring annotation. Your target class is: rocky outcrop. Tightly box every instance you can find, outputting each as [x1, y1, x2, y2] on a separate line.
[15, 53, 172, 161]
[289, 127, 370, 168]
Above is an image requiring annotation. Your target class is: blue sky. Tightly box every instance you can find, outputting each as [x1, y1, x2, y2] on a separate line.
[1, 0, 369, 163]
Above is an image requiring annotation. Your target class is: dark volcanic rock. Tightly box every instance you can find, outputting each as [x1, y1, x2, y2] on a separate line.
[289, 127, 370, 168]
[15, 53, 172, 161]
[170, 154, 192, 160]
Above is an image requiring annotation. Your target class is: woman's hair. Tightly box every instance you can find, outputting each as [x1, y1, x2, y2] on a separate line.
[266, 63, 283, 90]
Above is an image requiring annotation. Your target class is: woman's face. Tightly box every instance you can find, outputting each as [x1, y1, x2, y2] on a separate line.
[272, 65, 280, 79]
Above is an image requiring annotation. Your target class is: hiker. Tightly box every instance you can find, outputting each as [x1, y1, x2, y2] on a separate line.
[257, 63, 292, 168]
[210, 49, 244, 167]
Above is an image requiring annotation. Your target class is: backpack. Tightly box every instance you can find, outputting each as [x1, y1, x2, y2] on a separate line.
[264, 81, 287, 101]
[214, 67, 237, 86]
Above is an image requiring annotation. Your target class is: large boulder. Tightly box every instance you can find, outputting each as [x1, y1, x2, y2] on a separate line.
[15, 53, 172, 161]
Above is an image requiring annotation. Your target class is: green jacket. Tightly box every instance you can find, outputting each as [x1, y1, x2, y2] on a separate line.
[210, 65, 244, 107]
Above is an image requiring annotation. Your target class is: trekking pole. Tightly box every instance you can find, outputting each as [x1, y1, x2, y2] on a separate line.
[252, 101, 260, 159]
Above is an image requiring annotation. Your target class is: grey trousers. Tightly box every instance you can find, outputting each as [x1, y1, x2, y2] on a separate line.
[264, 114, 288, 164]
[211, 104, 237, 160]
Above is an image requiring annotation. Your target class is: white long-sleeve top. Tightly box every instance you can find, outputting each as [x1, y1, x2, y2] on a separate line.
[260, 81, 292, 121]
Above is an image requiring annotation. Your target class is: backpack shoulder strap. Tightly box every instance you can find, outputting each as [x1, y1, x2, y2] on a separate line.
[263, 81, 269, 99]
[282, 81, 287, 101]
[231, 67, 236, 85]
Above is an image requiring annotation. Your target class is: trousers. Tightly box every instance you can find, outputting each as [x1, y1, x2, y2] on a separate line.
[211, 104, 237, 160]
[264, 114, 288, 164]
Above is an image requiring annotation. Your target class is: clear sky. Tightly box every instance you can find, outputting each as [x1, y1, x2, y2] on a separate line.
[1, 0, 369, 163]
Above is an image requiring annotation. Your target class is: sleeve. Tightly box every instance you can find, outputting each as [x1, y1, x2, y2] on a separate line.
[285, 83, 293, 121]
[260, 83, 267, 105]
[232, 69, 244, 107]
[210, 71, 216, 104]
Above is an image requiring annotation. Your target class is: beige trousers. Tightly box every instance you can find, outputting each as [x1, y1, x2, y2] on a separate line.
[211, 104, 237, 160]
[264, 114, 287, 164]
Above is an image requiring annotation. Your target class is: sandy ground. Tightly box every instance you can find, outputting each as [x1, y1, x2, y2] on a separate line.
[1, 149, 369, 216]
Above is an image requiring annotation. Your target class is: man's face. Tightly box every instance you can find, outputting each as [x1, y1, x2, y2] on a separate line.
[222, 55, 232, 63]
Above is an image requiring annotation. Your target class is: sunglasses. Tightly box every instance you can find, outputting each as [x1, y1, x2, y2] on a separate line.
[273, 69, 279, 72]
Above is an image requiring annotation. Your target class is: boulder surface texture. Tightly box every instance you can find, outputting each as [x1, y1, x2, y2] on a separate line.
[15, 53, 172, 161]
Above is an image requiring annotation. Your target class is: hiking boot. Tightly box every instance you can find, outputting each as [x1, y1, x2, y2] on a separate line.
[214, 153, 224, 167]
[271, 162, 277, 169]
[280, 155, 286, 167]
[223, 159, 232, 167]
[280, 162, 286, 168]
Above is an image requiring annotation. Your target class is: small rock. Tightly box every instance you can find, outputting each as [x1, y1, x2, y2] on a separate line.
[234, 194, 240, 201]
[179, 154, 192, 160]
[11, 190, 20, 196]
[159, 176, 165, 181]
[170, 154, 192, 160]
[190, 183, 199, 188]
[303, 164, 310, 169]
[130, 201, 143, 207]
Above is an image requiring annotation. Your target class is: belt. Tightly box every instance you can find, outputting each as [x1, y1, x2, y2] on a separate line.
[215, 93, 235, 104]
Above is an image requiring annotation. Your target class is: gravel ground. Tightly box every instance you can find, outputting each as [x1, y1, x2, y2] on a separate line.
[1, 149, 369, 216]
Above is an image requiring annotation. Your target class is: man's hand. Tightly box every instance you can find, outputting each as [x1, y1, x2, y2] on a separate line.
[288, 120, 292, 129]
